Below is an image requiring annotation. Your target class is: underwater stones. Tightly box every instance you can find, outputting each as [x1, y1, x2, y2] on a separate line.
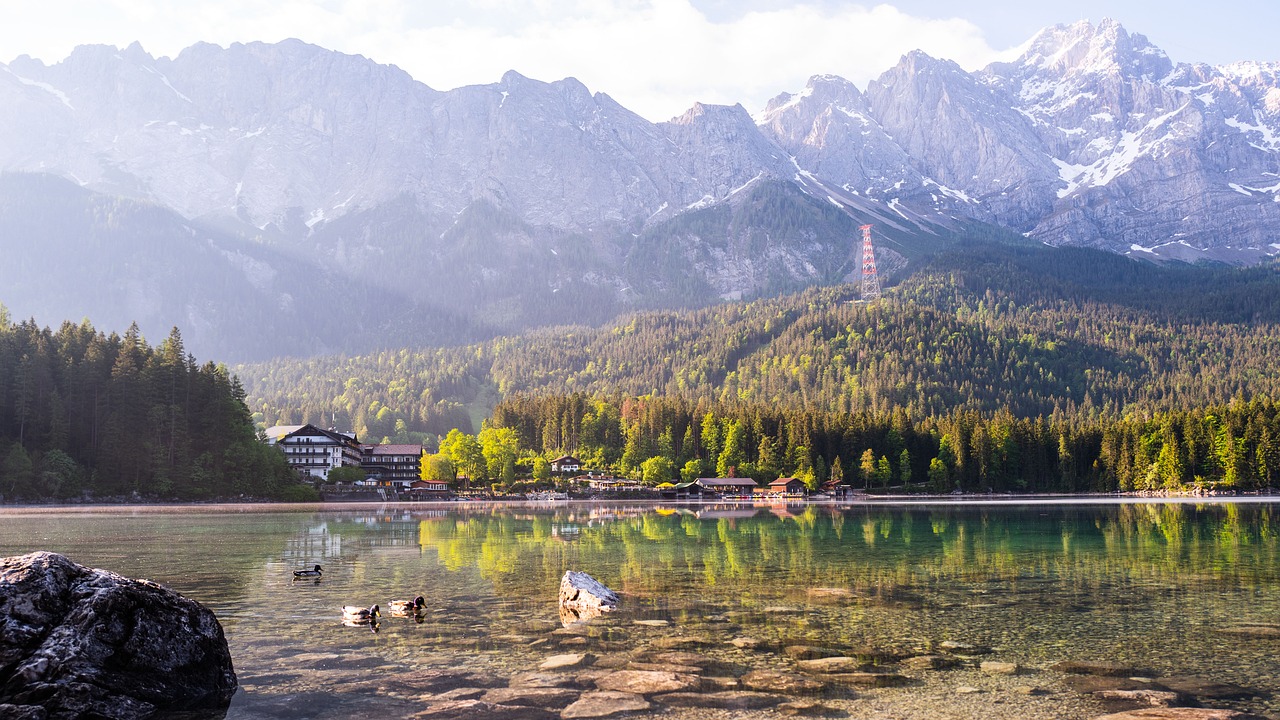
[649, 635, 713, 650]
[479, 687, 579, 709]
[937, 640, 993, 655]
[1052, 661, 1147, 677]
[902, 655, 962, 671]
[739, 670, 826, 694]
[1157, 676, 1255, 700]
[641, 651, 714, 668]
[1214, 625, 1280, 639]
[811, 672, 910, 687]
[413, 699, 559, 720]
[730, 636, 766, 650]
[539, 653, 595, 671]
[979, 661, 1021, 675]
[384, 670, 506, 695]
[0, 551, 236, 720]
[778, 699, 842, 716]
[783, 645, 845, 660]
[633, 619, 669, 627]
[593, 670, 702, 695]
[1090, 709, 1268, 720]
[795, 656, 872, 674]
[561, 691, 651, 718]
[1094, 689, 1186, 708]
[654, 690, 788, 709]
[509, 672, 583, 689]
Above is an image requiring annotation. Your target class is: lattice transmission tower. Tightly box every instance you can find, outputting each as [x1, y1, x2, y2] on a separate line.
[859, 224, 881, 301]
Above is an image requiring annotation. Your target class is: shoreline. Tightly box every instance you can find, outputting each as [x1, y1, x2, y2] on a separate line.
[2, 491, 1280, 514]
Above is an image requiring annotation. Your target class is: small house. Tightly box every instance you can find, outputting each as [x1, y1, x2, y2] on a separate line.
[549, 454, 582, 473]
[768, 477, 808, 495]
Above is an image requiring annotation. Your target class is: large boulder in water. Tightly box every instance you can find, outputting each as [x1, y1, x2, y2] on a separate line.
[0, 551, 236, 719]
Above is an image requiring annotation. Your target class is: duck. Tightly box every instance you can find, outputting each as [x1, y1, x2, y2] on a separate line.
[388, 595, 425, 617]
[342, 604, 380, 623]
[293, 564, 323, 579]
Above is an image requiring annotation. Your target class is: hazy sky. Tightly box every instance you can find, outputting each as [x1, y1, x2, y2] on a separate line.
[4, 1, 1277, 121]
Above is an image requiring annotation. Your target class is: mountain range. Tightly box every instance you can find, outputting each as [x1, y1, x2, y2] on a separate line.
[2, 19, 1278, 361]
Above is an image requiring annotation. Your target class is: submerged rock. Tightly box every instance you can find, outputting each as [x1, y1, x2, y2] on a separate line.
[1052, 660, 1148, 677]
[0, 551, 236, 720]
[559, 571, 619, 613]
[1090, 709, 1268, 720]
[561, 691, 650, 719]
[593, 670, 701, 695]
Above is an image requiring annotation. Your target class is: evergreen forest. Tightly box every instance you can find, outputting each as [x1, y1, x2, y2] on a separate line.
[239, 241, 1280, 494]
[0, 310, 306, 501]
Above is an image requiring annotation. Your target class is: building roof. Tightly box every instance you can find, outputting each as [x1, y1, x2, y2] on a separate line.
[550, 454, 581, 464]
[282, 424, 361, 446]
[695, 478, 759, 488]
[264, 424, 304, 441]
[769, 477, 803, 488]
[365, 444, 425, 455]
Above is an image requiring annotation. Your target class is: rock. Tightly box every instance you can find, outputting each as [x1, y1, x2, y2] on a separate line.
[649, 636, 712, 650]
[730, 636, 766, 650]
[779, 699, 843, 716]
[385, 670, 507, 694]
[740, 670, 826, 695]
[1094, 689, 1186, 708]
[540, 653, 595, 671]
[1090, 710, 1268, 720]
[1052, 661, 1146, 677]
[902, 655, 962, 671]
[0, 705, 46, 720]
[1014, 686, 1050, 696]
[633, 620, 670, 627]
[627, 661, 703, 674]
[655, 690, 788, 709]
[796, 656, 872, 674]
[559, 571, 619, 613]
[979, 661, 1021, 675]
[413, 699, 559, 720]
[642, 651, 714, 668]
[561, 691, 651, 718]
[784, 645, 845, 660]
[1064, 676, 1159, 694]
[1214, 625, 1280, 639]
[955, 686, 984, 694]
[0, 552, 236, 720]
[807, 587, 855, 602]
[509, 672, 582, 689]
[429, 688, 489, 702]
[479, 687, 579, 708]
[764, 606, 807, 614]
[593, 670, 701, 695]
[938, 641, 993, 655]
[812, 672, 911, 687]
[1157, 676, 1255, 700]
[702, 676, 741, 690]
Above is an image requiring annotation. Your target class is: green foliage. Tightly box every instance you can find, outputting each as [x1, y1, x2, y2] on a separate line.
[0, 318, 297, 501]
[641, 456, 676, 486]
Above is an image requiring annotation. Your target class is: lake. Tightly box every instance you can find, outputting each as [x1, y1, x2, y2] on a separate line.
[1, 499, 1277, 719]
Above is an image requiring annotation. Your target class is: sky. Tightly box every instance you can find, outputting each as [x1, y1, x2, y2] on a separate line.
[3, 1, 1278, 122]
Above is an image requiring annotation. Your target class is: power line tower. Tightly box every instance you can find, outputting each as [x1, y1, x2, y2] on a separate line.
[859, 224, 881, 301]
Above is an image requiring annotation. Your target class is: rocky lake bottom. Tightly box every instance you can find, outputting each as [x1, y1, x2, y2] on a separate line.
[1, 500, 1277, 719]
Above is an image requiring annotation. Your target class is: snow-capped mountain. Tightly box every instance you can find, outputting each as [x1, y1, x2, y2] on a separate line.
[1, 20, 1278, 359]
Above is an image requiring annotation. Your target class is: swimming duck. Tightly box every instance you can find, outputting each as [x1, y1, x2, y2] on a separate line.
[342, 604, 380, 623]
[293, 564, 323, 579]
[388, 595, 425, 617]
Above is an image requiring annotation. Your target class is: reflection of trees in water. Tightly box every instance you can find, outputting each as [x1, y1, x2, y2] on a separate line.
[412, 503, 1280, 608]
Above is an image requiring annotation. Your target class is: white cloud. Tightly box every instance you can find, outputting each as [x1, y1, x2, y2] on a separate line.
[1, 0, 1014, 121]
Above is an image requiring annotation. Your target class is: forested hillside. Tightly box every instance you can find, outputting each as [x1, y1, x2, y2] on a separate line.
[241, 242, 1280, 437]
[234, 241, 1280, 493]
[0, 311, 305, 501]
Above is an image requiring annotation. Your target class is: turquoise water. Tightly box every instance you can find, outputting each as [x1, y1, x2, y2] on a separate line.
[1, 500, 1277, 718]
